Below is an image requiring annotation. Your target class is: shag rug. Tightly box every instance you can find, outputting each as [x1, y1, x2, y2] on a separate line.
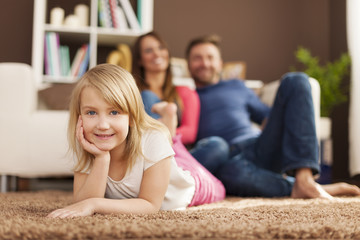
[0, 191, 359, 239]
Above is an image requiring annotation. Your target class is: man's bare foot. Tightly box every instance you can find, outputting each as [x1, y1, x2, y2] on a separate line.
[322, 182, 360, 196]
[291, 168, 333, 199]
[151, 102, 178, 136]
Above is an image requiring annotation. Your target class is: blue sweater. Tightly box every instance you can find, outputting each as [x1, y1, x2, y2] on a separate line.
[196, 79, 271, 144]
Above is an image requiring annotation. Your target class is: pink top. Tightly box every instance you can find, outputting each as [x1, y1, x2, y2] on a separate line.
[175, 86, 200, 145]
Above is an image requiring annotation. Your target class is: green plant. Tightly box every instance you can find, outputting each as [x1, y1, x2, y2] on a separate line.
[294, 46, 351, 117]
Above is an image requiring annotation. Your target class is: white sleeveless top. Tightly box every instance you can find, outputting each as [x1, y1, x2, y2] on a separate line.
[105, 130, 195, 210]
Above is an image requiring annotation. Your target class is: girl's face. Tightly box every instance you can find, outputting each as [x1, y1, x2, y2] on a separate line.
[80, 87, 130, 154]
[139, 36, 169, 73]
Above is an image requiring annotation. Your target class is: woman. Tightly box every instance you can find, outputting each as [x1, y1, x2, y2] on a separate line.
[132, 31, 199, 145]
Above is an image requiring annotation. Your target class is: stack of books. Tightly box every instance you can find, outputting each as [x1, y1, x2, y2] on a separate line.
[44, 32, 90, 80]
[98, 0, 141, 31]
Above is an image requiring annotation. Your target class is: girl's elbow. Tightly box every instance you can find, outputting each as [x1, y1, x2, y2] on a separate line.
[148, 201, 162, 213]
[147, 207, 161, 214]
[143, 199, 162, 214]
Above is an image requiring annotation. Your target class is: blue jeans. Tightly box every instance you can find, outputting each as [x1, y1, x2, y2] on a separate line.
[217, 72, 319, 197]
[141, 90, 230, 170]
[189, 136, 230, 174]
[141, 90, 161, 119]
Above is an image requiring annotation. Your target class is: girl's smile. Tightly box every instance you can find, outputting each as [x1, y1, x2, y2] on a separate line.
[94, 133, 115, 140]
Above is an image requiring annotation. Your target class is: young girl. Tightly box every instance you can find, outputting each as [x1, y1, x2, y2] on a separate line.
[47, 64, 225, 218]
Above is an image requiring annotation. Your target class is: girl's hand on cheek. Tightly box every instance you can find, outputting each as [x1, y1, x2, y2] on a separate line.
[76, 116, 110, 159]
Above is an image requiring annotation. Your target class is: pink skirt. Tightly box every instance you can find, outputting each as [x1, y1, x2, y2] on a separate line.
[172, 134, 226, 207]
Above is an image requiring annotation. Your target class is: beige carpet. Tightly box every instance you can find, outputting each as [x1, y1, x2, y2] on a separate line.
[0, 191, 359, 239]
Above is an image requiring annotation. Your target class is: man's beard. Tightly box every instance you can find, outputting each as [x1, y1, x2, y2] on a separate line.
[192, 68, 220, 87]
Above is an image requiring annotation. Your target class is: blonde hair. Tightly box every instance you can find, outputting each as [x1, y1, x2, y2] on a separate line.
[68, 63, 171, 173]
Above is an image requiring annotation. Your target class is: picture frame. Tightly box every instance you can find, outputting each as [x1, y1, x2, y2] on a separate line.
[222, 61, 246, 80]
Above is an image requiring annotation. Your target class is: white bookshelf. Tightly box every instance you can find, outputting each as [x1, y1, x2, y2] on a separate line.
[32, 0, 153, 88]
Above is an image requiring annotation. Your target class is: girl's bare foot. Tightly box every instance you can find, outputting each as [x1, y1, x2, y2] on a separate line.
[291, 168, 333, 199]
[152, 102, 178, 136]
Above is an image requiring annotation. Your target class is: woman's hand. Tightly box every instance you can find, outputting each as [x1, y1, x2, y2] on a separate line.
[77, 116, 110, 159]
[47, 198, 96, 219]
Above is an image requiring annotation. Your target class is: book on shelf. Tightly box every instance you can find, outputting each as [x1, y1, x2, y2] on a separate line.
[109, 0, 119, 28]
[118, 0, 140, 31]
[77, 44, 90, 77]
[44, 32, 61, 77]
[98, 0, 140, 31]
[114, 4, 129, 30]
[44, 35, 51, 75]
[60, 45, 70, 76]
[70, 44, 89, 77]
[98, 0, 113, 28]
[137, 0, 142, 29]
[137, 0, 153, 32]
[53, 32, 62, 77]
[45, 32, 61, 77]
[98, 0, 105, 27]
[108, 0, 129, 30]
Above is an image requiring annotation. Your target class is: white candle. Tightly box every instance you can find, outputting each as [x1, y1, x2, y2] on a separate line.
[64, 15, 80, 28]
[50, 7, 64, 26]
[74, 4, 89, 27]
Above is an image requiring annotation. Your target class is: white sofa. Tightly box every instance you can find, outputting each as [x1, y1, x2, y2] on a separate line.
[0, 62, 320, 192]
[0, 63, 73, 192]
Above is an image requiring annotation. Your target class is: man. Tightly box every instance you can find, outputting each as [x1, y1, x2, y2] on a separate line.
[186, 35, 360, 198]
